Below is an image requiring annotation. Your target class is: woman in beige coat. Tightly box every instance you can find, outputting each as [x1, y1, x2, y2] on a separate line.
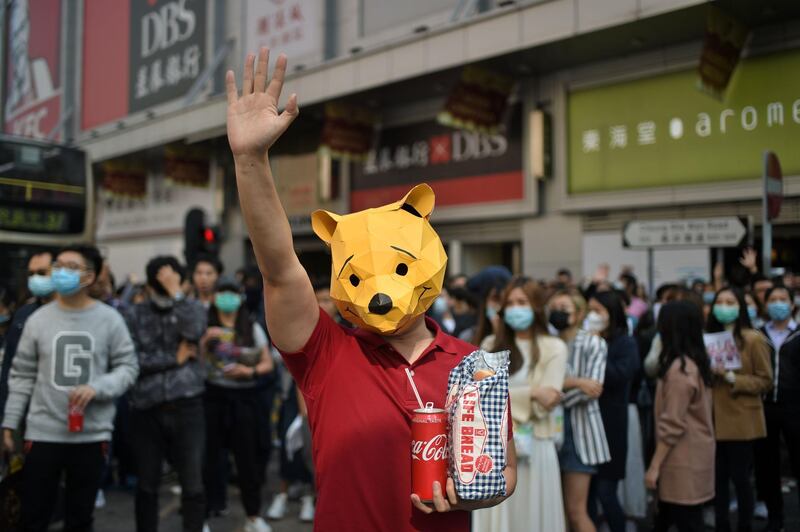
[472, 277, 567, 532]
[646, 301, 715, 532]
[705, 286, 772, 532]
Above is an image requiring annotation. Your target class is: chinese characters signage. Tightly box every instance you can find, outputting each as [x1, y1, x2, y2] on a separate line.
[245, 0, 322, 67]
[81, 0, 207, 130]
[438, 66, 514, 133]
[4, 0, 62, 139]
[568, 49, 800, 194]
[129, 0, 206, 113]
[351, 105, 523, 211]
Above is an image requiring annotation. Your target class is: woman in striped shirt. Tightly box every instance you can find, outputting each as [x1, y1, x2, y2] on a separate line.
[548, 290, 610, 532]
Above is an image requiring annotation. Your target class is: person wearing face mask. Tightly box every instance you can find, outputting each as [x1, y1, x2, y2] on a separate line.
[1, 245, 139, 532]
[124, 255, 208, 532]
[753, 285, 799, 532]
[584, 291, 640, 532]
[468, 267, 512, 347]
[201, 276, 275, 532]
[473, 277, 567, 532]
[744, 292, 765, 330]
[548, 290, 609, 532]
[0, 250, 56, 425]
[705, 287, 772, 532]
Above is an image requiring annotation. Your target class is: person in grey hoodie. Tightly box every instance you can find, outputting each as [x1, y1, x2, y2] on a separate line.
[124, 255, 208, 532]
[1, 244, 139, 532]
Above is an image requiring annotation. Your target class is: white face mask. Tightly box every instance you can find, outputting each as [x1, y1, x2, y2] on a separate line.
[441, 317, 456, 334]
[583, 310, 607, 333]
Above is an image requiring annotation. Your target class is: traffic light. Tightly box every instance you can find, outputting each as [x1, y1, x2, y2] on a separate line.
[184, 208, 220, 266]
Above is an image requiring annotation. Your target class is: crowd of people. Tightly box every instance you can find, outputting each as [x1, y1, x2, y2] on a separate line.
[0, 246, 319, 532]
[426, 254, 798, 532]
[0, 242, 798, 532]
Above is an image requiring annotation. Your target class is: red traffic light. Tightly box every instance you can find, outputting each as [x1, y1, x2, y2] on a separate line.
[203, 227, 216, 242]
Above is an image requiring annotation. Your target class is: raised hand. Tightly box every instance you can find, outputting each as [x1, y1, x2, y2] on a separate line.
[226, 47, 299, 157]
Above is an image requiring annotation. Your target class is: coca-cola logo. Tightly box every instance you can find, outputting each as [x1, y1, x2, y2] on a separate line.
[411, 434, 449, 462]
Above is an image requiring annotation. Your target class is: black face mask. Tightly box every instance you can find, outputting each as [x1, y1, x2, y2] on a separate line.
[549, 310, 571, 331]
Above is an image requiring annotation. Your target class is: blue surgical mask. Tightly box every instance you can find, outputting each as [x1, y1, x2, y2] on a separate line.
[486, 306, 498, 321]
[432, 296, 448, 315]
[703, 292, 716, 305]
[51, 268, 83, 296]
[767, 301, 792, 322]
[0, 314, 9, 324]
[28, 274, 54, 297]
[504, 306, 534, 331]
[215, 292, 242, 313]
[712, 304, 740, 325]
[747, 305, 758, 321]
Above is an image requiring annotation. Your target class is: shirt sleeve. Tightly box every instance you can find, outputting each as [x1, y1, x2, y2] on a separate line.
[278, 308, 347, 399]
[2, 318, 38, 431]
[657, 363, 697, 446]
[563, 333, 607, 408]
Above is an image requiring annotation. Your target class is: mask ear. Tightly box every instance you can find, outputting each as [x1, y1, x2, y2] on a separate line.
[311, 209, 342, 244]
[399, 184, 436, 220]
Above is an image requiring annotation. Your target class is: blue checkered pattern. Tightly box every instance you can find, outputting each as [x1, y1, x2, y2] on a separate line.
[446, 350, 510, 500]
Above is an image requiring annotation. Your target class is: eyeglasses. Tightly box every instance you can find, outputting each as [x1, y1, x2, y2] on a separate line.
[52, 261, 87, 272]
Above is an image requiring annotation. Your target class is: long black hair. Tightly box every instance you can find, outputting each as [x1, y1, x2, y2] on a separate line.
[592, 290, 628, 341]
[657, 301, 712, 385]
[706, 286, 751, 349]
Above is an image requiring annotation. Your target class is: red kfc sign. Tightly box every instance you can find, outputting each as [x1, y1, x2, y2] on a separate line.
[4, 0, 62, 139]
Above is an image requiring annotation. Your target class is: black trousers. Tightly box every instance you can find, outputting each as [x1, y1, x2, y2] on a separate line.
[654, 501, 705, 532]
[715, 440, 754, 532]
[21, 441, 106, 532]
[131, 397, 206, 532]
[203, 385, 270, 517]
[588, 477, 626, 532]
[754, 403, 800, 527]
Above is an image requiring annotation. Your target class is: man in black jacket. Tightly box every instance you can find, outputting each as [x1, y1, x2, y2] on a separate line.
[124, 256, 207, 532]
[0, 250, 54, 424]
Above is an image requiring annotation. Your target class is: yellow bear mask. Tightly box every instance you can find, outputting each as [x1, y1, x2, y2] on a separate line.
[311, 184, 448, 335]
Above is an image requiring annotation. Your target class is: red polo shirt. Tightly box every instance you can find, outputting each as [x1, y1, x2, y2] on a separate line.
[280, 309, 477, 532]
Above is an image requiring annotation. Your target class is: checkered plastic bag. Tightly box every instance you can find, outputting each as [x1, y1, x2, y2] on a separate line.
[445, 349, 510, 500]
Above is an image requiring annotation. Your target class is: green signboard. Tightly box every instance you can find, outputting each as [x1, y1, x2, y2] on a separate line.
[568, 49, 800, 194]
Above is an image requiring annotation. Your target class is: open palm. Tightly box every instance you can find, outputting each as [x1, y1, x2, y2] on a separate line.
[226, 47, 299, 157]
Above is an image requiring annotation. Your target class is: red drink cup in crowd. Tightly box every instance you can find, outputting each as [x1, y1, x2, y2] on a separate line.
[68, 403, 84, 433]
[411, 403, 449, 502]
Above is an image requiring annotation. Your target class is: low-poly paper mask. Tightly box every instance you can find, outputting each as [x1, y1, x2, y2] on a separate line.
[311, 184, 448, 335]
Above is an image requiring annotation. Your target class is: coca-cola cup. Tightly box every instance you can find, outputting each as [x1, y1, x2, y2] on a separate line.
[68, 403, 84, 433]
[411, 402, 448, 502]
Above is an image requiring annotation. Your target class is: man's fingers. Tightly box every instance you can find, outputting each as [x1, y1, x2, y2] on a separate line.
[242, 53, 255, 95]
[277, 93, 299, 130]
[445, 477, 459, 506]
[266, 54, 288, 102]
[410, 495, 433, 514]
[225, 70, 238, 105]
[253, 47, 270, 93]
[432, 481, 450, 512]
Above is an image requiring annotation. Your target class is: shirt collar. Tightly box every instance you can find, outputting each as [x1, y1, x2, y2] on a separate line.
[353, 315, 460, 356]
[767, 320, 797, 333]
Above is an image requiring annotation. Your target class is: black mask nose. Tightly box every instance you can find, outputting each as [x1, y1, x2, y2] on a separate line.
[368, 293, 393, 315]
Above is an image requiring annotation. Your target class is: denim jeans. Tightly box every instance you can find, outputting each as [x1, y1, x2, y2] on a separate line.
[131, 396, 206, 532]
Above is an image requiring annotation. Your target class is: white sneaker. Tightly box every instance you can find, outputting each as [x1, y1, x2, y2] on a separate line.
[170, 484, 182, 496]
[202, 523, 211, 532]
[243, 516, 272, 532]
[754, 501, 768, 520]
[94, 489, 106, 509]
[299, 495, 315, 522]
[266, 492, 288, 520]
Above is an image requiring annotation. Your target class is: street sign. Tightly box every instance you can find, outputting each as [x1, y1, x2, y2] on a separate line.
[622, 217, 747, 249]
[764, 151, 783, 221]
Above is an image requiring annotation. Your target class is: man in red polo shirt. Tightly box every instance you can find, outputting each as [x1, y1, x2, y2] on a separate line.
[225, 47, 517, 531]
